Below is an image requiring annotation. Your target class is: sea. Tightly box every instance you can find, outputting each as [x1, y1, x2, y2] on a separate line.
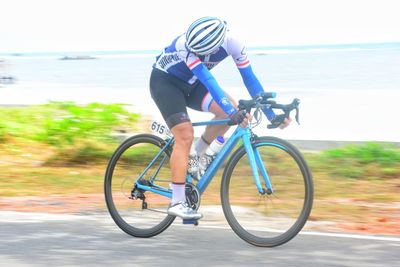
[1, 42, 400, 142]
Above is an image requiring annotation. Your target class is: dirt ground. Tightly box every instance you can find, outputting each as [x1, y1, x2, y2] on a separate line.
[1, 194, 399, 236]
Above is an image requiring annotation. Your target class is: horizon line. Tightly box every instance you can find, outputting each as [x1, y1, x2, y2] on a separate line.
[1, 41, 400, 56]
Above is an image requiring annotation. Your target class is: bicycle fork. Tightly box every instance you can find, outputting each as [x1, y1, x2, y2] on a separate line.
[242, 132, 274, 195]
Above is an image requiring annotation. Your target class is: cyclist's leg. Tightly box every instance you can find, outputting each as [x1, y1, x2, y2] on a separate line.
[204, 95, 236, 141]
[150, 69, 202, 220]
[150, 68, 191, 191]
[186, 83, 236, 145]
[168, 122, 201, 220]
[169, 121, 193, 193]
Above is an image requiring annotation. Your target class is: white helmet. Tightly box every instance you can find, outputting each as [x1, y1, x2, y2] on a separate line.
[185, 17, 227, 55]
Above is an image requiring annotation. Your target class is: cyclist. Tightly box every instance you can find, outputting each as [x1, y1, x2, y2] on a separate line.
[149, 16, 291, 220]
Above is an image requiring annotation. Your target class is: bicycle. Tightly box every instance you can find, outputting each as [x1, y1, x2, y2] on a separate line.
[104, 92, 314, 247]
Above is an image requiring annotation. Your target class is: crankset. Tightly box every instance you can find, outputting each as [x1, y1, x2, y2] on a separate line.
[185, 182, 201, 211]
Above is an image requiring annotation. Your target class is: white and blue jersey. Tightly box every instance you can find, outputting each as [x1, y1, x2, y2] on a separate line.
[153, 32, 275, 120]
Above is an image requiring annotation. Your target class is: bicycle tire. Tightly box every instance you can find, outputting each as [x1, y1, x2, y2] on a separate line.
[104, 134, 175, 238]
[220, 136, 313, 247]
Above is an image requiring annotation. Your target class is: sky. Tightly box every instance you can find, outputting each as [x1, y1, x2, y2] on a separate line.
[1, 0, 400, 53]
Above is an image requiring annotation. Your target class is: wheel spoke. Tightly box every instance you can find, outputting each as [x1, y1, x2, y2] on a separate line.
[105, 134, 175, 238]
[221, 136, 313, 247]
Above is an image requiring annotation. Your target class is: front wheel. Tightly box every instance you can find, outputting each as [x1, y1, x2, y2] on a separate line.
[221, 136, 313, 247]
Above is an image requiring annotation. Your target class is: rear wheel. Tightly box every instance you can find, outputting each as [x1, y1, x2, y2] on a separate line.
[104, 134, 175, 238]
[221, 136, 313, 247]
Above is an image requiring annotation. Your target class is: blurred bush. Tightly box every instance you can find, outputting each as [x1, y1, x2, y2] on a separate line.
[0, 102, 140, 164]
[0, 102, 139, 143]
[37, 102, 139, 145]
[0, 122, 6, 143]
[318, 142, 400, 179]
[323, 142, 400, 165]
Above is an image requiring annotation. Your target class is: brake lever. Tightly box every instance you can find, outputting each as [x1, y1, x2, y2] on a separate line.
[295, 107, 300, 125]
[282, 98, 300, 125]
[294, 98, 300, 125]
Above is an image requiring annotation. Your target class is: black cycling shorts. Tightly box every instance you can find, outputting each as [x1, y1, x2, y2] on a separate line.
[149, 68, 213, 129]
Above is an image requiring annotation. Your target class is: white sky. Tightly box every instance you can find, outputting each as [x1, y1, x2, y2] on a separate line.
[1, 0, 399, 52]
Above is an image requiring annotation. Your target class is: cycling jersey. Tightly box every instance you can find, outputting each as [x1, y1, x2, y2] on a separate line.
[153, 32, 275, 120]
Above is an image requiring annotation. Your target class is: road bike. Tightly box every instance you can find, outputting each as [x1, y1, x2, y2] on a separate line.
[104, 93, 314, 247]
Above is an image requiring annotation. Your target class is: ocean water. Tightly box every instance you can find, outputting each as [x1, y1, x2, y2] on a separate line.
[1, 43, 400, 141]
[3, 43, 400, 90]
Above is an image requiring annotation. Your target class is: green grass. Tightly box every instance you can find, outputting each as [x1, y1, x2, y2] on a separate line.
[0, 122, 6, 143]
[0, 102, 140, 164]
[0, 101, 139, 146]
[312, 142, 400, 179]
[0, 103, 399, 225]
[323, 142, 400, 165]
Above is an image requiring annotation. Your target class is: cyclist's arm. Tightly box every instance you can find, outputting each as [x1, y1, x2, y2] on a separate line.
[228, 36, 276, 121]
[188, 58, 236, 116]
[238, 65, 275, 121]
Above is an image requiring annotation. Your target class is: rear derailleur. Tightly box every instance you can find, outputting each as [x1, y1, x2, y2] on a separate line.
[130, 178, 152, 209]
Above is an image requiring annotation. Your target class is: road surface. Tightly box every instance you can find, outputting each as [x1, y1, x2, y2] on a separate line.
[0, 211, 399, 267]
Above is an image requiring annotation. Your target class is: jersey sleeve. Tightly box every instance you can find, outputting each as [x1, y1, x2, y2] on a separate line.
[185, 53, 236, 115]
[227, 35, 276, 121]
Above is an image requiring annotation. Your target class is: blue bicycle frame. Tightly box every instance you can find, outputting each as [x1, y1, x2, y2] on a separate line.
[135, 119, 274, 198]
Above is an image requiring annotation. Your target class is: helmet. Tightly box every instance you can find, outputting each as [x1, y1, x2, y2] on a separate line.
[185, 16, 227, 55]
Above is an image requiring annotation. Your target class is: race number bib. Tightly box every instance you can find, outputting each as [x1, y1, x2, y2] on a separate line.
[150, 121, 172, 137]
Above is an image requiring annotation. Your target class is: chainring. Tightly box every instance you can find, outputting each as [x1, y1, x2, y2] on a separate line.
[185, 183, 201, 211]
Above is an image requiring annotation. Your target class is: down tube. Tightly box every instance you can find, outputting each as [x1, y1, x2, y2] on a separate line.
[195, 128, 242, 194]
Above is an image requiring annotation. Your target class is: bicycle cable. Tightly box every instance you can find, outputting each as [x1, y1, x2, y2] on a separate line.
[249, 106, 263, 129]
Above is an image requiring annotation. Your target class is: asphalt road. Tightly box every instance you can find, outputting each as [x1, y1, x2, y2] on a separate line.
[1, 211, 399, 267]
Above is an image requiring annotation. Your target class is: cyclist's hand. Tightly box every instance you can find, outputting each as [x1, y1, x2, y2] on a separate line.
[279, 117, 292, 129]
[229, 110, 251, 128]
[271, 114, 292, 129]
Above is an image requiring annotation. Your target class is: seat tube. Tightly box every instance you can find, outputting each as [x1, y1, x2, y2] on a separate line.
[242, 129, 264, 193]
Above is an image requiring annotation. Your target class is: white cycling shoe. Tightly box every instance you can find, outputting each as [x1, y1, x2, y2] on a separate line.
[167, 201, 202, 220]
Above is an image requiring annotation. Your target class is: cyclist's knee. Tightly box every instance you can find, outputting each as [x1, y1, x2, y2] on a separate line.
[166, 112, 190, 130]
[171, 122, 194, 147]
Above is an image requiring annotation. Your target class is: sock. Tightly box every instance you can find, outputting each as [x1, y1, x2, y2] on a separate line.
[171, 183, 186, 205]
[195, 135, 209, 156]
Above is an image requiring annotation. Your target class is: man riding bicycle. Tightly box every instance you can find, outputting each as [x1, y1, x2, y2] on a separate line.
[149, 16, 291, 220]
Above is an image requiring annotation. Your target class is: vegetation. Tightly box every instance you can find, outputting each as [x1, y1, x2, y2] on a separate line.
[316, 142, 400, 179]
[0, 102, 140, 164]
[0, 103, 399, 230]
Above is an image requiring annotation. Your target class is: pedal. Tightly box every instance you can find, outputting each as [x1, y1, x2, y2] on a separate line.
[182, 219, 199, 226]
